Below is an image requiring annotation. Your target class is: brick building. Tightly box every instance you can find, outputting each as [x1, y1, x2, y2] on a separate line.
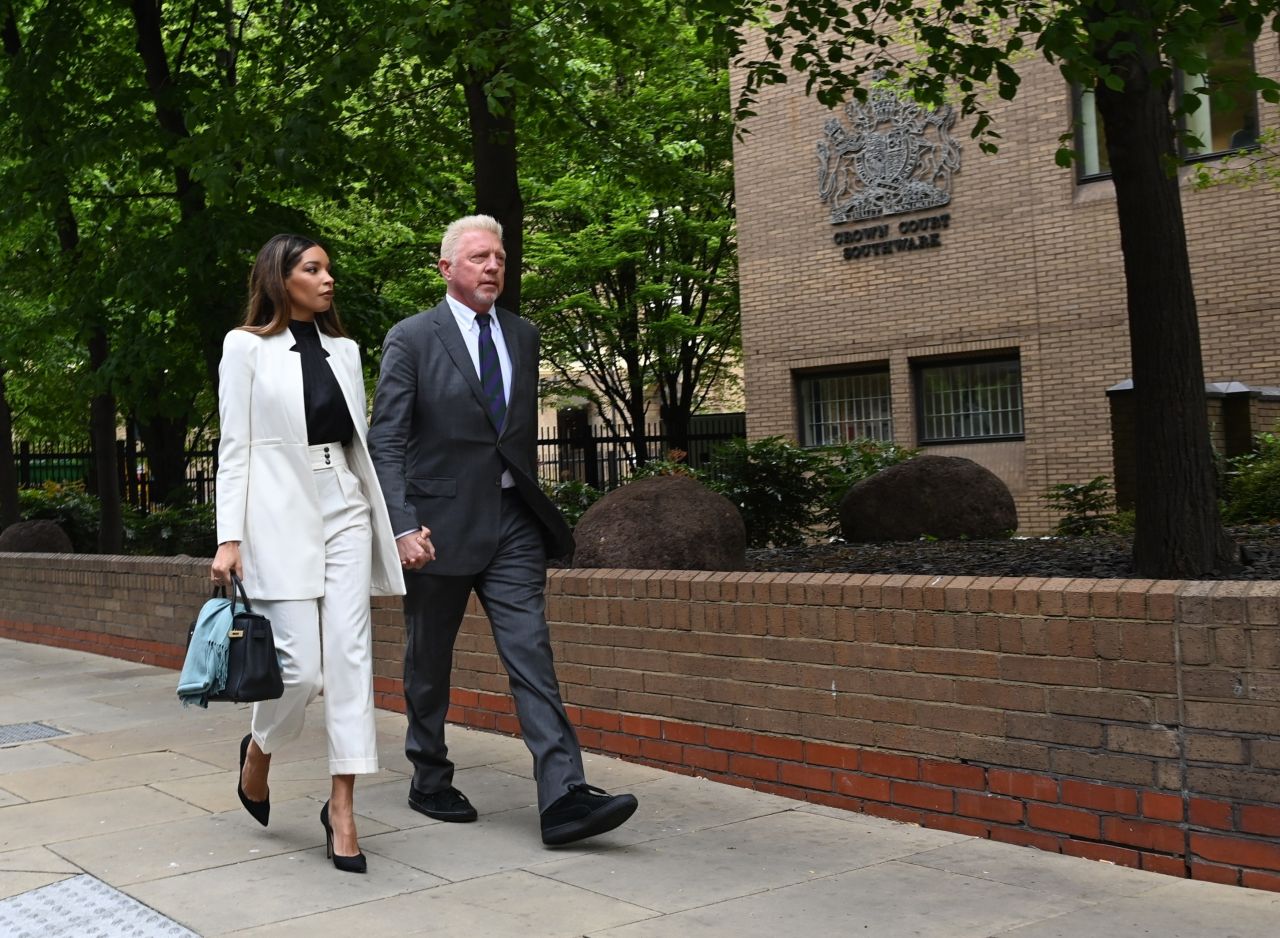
[733, 37, 1280, 532]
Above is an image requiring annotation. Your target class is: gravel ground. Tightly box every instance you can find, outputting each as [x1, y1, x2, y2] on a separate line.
[745, 524, 1280, 580]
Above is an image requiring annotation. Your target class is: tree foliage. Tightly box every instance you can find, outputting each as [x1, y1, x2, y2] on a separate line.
[1, 0, 743, 539]
[523, 6, 739, 462]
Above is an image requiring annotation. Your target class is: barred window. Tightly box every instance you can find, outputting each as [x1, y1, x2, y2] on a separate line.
[798, 369, 893, 446]
[915, 357, 1023, 443]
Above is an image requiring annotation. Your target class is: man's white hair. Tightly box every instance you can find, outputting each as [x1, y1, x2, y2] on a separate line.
[440, 215, 504, 264]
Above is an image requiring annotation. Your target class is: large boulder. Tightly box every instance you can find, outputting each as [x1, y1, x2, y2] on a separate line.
[839, 455, 1017, 541]
[572, 474, 746, 570]
[0, 519, 75, 553]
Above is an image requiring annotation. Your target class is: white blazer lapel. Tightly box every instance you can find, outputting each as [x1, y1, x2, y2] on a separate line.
[318, 333, 366, 441]
[265, 330, 308, 444]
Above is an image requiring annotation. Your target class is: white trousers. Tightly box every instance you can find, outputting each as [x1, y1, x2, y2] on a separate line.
[250, 457, 378, 775]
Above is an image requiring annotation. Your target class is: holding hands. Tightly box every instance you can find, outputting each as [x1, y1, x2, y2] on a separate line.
[397, 526, 435, 570]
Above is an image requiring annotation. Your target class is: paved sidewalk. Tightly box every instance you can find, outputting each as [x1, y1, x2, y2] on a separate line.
[1, 637, 1278, 937]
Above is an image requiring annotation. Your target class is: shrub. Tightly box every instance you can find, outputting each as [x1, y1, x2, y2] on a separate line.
[702, 436, 827, 548]
[125, 502, 216, 556]
[1043, 476, 1117, 536]
[813, 439, 918, 531]
[630, 449, 697, 481]
[1223, 431, 1280, 523]
[545, 479, 604, 528]
[17, 481, 103, 552]
[1110, 509, 1136, 535]
[16, 481, 216, 555]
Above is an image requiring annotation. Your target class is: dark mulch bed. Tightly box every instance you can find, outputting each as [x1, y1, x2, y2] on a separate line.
[745, 524, 1280, 580]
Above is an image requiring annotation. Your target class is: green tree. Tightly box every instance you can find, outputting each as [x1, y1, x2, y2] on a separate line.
[1195, 127, 1280, 189]
[705, 0, 1279, 578]
[2, 0, 125, 547]
[522, 6, 739, 463]
[1, 1, 460, 512]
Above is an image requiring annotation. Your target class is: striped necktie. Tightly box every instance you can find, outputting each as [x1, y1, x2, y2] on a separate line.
[476, 312, 507, 429]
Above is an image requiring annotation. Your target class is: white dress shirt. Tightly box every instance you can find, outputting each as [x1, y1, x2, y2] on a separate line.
[444, 294, 513, 404]
[446, 295, 515, 489]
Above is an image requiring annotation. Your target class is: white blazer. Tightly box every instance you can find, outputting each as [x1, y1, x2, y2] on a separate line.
[215, 327, 405, 601]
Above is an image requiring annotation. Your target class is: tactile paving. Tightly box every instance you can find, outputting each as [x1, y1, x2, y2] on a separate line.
[0, 875, 197, 938]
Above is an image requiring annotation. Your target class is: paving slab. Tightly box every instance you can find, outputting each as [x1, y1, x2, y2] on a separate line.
[540, 807, 963, 913]
[0, 750, 218, 802]
[359, 802, 598, 882]
[902, 837, 1170, 901]
[0, 742, 88, 775]
[0, 786, 207, 853]
[51, 798, 393, 887]
[594, 859, 1088, 938]
[125, 847, 443, 935]
[46, 716, 246, 762]
[0, 847, 81, 901]
[994, 877, 1280, 937]
[226, 869, 657, 938]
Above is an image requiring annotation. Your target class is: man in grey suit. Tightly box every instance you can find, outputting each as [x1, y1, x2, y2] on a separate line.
[368, 214, 637, 846]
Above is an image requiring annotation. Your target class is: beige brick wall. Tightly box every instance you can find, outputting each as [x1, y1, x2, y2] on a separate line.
[733, 43, 1280, 533]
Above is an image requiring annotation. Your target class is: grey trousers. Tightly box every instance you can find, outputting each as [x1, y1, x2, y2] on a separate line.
[401, 490, 585, 812]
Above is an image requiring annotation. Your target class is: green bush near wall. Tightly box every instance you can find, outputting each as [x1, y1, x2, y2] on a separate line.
[14, 482, 216, 556]
[1224, 432, 1280, 524]
[592, 436, 916, 549]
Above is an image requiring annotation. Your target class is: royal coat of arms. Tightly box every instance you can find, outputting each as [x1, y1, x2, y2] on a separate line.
[818, 85, 962, 224]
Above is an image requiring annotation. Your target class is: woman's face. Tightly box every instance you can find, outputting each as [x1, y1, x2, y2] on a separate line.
[284, 246, 334, 319]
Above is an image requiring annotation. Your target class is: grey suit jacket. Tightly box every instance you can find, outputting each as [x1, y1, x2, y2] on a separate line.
[367, 300, 574, 577]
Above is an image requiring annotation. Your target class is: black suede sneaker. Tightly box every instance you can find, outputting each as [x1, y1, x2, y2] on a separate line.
[408, 785, 478, 822]
[540, 783, 638, 846]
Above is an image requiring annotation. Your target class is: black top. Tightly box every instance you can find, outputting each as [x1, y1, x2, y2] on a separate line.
[288, 319, 355, 446]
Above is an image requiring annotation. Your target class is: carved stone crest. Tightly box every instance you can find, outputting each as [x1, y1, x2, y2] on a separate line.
[818, 85, 962, 224]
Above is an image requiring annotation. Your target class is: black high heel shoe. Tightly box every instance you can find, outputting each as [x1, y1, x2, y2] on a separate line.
[237, 734, 270, 827]
[320, 800, 367, 874]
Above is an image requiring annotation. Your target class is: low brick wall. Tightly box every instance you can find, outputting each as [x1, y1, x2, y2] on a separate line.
[2, 554, 1278, 890]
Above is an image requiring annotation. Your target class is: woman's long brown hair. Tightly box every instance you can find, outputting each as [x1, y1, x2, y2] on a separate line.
[239, 234, 350, 337]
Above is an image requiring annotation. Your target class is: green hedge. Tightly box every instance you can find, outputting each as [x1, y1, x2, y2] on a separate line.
[1224, 431, 1280, 524]
[548, 437, 915, 549]
[15, 482, 216, 556]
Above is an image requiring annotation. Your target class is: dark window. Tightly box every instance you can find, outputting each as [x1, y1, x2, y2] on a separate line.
[1075, 23, 1259, 181]
[797, 368, 893, 446]
[915, 356, 1023, 444]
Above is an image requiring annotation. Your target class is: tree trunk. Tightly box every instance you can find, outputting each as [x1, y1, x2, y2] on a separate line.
[88, 327, 123, 552]
[137, 414, 191, 507]
[462, 1, 523, 315]
[0, 367, 19, 529]
[129, 0, 226, 399]
[1094, 16, 1239, 577]
[659, 396, 692, 457]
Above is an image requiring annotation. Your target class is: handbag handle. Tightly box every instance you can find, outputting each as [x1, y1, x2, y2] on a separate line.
[230, 572, 254, 613]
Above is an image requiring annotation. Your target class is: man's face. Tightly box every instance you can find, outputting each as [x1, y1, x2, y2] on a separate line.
[440, 229, 505, 313]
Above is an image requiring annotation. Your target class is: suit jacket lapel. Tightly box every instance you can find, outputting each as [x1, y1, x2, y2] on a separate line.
[494, 308, 523, 437]
[430, 301, 506, 436]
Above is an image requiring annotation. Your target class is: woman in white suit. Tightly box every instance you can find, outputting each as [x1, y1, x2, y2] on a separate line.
[211, 234, 407, 874]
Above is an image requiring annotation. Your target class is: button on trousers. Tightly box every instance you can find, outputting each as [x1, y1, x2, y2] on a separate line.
[250, 459, 378, 775]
